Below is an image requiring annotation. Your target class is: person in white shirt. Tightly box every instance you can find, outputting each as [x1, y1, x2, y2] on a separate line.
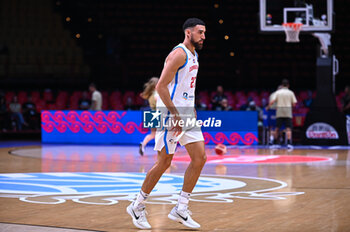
[267, 79, 297, 148]
[89, 83, 102, 111]
[267, 85, 282, 144]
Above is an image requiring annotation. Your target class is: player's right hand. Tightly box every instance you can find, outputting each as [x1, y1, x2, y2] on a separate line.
[171, 114, 182, 137]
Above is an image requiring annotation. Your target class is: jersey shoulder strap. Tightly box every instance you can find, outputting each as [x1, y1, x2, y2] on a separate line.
[172, 43, 188, 70]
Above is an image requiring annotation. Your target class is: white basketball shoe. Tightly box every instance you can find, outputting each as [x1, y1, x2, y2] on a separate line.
[126, 202, 151, 229]
[168, 205, 200, 229]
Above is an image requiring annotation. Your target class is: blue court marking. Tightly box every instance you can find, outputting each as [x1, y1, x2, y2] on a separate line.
[0, 183, 61, 193]
[0, 140, 41, 148]
[0, 172, 235, 195]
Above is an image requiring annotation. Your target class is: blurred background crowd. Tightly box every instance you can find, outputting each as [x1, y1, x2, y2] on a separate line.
[0, 0, 349, 136]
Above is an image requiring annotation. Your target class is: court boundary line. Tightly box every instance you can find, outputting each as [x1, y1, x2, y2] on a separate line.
[0, 222, 104, 232]
[294, 187, 350, 190]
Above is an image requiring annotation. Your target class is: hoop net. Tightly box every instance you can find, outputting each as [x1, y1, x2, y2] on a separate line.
[282, 23, 303, 43]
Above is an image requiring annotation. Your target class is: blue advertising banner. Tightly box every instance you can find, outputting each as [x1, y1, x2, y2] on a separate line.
[41, 110, 258, 145]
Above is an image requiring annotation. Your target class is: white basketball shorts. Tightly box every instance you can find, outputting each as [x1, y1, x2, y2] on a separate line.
[154, 127, 204, 154]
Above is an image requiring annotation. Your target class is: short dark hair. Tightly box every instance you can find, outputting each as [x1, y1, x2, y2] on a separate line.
[281, 79, 289, 87]
[89, 83, 96, 89]
[183, 18, 205, 32]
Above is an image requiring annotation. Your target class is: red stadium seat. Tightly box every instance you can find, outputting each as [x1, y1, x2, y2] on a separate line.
[36, 100, 46, 113]
[247, 91, 258, 98]
[235, 91, 246, 98]
[5, 92, 15, 103]
[260, 91, 270, 99]
[298, 91, 308, 101]
[200, 96, 210, 107]
[135, 92, 145, 106]
[102, 101, 109, 110]
[111, 102, 124, 110]
[56, 97, 67, 110]
[17, 91, 27, 104]
[110, 91, 123, 108]
[43, 90, 53, 102]
[57, 91, 69, 101]
[31, 91, 41, 102]
[110, 91, 122, 100]
[71, 91, 82, 100]
[101, 91, 109, 110]
[198, 91, 209, 97]
[47, 102, 57, 110]
[252, 97, 261, 107]
[227, 98, 236, 109]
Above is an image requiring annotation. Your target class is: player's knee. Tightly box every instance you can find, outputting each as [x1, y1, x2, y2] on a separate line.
[192, 152, 206, 167]
[158, 157, 172, 170]
[202, 153, 207, 165]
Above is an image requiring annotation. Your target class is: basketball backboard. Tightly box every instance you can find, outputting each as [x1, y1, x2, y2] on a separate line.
[259, 0, 334, 33]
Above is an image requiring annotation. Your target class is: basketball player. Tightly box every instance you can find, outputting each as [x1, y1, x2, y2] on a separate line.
[127, 18, 207, 229]
[139, 77, 159, 156]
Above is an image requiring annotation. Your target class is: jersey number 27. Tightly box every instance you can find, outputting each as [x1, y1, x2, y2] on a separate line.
[190, 76, 196, 88]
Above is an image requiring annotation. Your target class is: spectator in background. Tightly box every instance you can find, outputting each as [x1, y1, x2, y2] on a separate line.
[212, 85, 227, 110]
[303, 90, 313, 108]
[261, 98, 268, 108]
[124, 96, 137, 110]
[239, 96, 253, 111]
[266, 85, 282, 144]
[195, 96, 207, 111]
[22, 96, 38, 129]
[267, 79, 297, 149]
[79, 91, 91, 110]
[342, 85, 350, 115]
[246, 100, 263, 126]
[23, 96, 36, 116]
[89, 83, 102, 111]
[9, 96, 27, 131]
[0, 95, 8, 131]
[217, 98, 232, 111]
[269, 85, 283, 110]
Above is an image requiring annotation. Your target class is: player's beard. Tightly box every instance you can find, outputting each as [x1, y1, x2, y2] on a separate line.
[191, 36, 203, 50]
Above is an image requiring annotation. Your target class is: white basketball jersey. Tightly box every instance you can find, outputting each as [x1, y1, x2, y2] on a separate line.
[157, 43, 199, 109]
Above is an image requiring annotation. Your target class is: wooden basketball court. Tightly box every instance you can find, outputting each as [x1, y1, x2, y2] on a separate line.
[0, 143, 349, 231]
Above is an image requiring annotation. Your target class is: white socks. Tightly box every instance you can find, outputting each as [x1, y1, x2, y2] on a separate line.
[133, 190, 191, 211]
[177, 191, 190, 211]
[134, 190, 149, 208]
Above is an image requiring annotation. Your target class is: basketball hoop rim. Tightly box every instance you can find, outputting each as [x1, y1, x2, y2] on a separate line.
[282, 23, 303, 30]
